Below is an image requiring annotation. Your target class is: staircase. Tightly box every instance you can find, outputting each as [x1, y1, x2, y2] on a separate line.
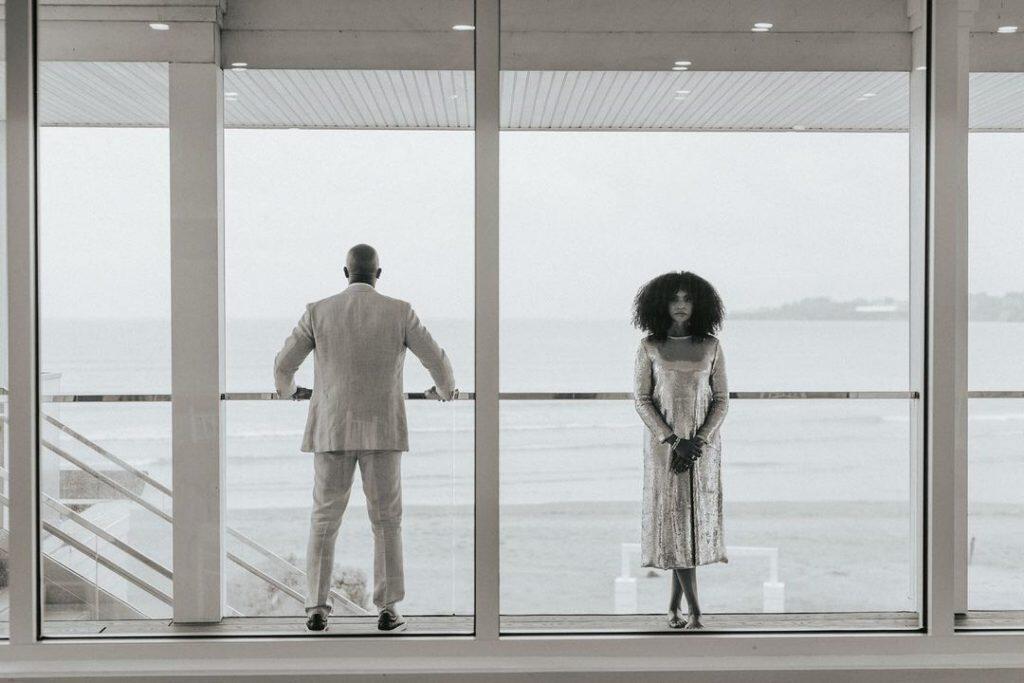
[0, 411, 369, 621]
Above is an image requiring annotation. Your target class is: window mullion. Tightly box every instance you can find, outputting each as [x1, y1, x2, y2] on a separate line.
[169, 62, 226, 623]
[926, 0, 972, 636]
[474, 0, 501, 642]
[5, 0, 40, 647]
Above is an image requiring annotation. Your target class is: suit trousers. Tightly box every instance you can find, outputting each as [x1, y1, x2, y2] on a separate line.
[305, 449, 404, 615]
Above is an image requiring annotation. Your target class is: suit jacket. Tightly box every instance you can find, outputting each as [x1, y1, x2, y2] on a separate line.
[274, 282, 456, 453]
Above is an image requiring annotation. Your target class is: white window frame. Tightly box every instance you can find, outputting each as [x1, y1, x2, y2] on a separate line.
[5, 0, 1022, 677]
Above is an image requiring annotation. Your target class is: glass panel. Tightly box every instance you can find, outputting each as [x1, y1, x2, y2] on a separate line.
[38, 403, 172, 628]
[37, 63, 171, 634]
[501, 400, 913, 615]
[967, 3, 1024, 614]
[499, 0, 918, 631]
[223, 20, 476, 632]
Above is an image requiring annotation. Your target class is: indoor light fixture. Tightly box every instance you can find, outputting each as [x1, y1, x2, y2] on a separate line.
[997, 25, 1019, 33]
[862, 92, 877, 97]
[751, 27, 770, 32]
[452, 24, 475, 31]
[149, 22, 170, 31]
[231, 62, 248, 68]
[753, 22, 773, 29]
[675, 90, 692, 95]
[672, 66, 689, 71]
[674, 61, 692, 66]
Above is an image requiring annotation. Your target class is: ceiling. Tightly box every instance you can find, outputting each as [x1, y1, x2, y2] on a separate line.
[16, 62, 1024, 131]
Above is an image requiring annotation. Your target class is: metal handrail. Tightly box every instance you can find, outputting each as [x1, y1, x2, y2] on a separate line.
[227, 551, 307, 606]
[43, 493, 173, 581]
[41, 437, 173, 523]
[43, 413, 173, 497]
[33, 419, 368, 618]
[0, 464, 165, 577]
[25, 390, 939, 402]
[43, 524, 174, 607]
[0, 490, 174, 607]
[14, 387, 1024, 400]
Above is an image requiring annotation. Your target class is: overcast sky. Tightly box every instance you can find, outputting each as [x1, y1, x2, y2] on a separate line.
[37, 127, 1023, 321]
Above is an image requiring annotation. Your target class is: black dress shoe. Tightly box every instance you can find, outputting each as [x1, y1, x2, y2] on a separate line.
[377, 609, 407, 633]
[306, 612, 328, 632]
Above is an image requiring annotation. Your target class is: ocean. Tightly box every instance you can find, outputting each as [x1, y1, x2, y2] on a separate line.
[31, 317, 1024, 618]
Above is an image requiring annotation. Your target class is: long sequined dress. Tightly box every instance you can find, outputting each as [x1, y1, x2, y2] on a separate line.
[634, 334, 729, 569]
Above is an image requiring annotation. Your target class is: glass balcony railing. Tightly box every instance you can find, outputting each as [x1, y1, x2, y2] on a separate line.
[3, 387, 944, 632]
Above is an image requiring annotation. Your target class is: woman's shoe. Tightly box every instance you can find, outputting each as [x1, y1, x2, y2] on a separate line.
[668, 610, 686, 629]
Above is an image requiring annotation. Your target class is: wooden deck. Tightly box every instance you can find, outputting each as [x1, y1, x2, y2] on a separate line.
[32, 612, 923, 638]
[6, 610, 1022, 639]
[9, 610, 1022, 638]
[502, 612, 920, 634]
[956, 611, 1024, 630]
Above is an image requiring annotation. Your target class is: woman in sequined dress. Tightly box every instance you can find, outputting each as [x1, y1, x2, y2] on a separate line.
[632, 271, 729, 630]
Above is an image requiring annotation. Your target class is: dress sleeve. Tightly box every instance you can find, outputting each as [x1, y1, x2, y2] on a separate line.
[633, 340, 674, 443]
[695, 339, 729, 442]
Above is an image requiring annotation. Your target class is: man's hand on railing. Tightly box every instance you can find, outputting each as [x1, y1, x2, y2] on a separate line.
[424, 386, 459, 402]
[292, 386, 312, 400]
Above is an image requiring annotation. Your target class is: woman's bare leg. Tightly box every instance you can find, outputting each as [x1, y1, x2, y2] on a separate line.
[675, 568, 703, 629]
[667, 570, 685, 626]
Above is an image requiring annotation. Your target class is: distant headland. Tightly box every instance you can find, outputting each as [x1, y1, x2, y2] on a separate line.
[731, 292, 1024, 321]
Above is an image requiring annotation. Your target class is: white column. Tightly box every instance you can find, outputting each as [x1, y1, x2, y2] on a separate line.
[0, 120, 7, 532]
[927, 0, 973, 635]
[951, 2, 974, 618]
[170, 62, 226, 623]
[474, 0, 501, 640]
[5, 0, 39, 645]
[907, 0, 927, 618]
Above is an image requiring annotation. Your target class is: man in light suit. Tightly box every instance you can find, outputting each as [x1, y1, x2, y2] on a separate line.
[274, 243, 458, 633]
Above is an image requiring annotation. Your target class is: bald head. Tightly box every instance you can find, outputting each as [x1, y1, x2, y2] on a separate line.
[344, 244, 381, 284]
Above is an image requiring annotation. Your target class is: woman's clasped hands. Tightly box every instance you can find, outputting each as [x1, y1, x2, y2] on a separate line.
[670, 435, 706, 473]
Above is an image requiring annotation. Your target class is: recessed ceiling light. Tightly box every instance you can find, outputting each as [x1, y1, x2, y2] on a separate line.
[149, 22, 170, 31]
[751, 27, 770, 32]
[675, 90, 692, 95]
[753, 22, 773, 29]
[452, 24, 475, 31]
[997, 25, 1019, 33]
[672, 66, 689, 71]
[674, 61, 692, 66]
[231, 62, 248, 68]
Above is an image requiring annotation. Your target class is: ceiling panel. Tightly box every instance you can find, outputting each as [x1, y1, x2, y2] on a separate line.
[11, 62, 1024, 132]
